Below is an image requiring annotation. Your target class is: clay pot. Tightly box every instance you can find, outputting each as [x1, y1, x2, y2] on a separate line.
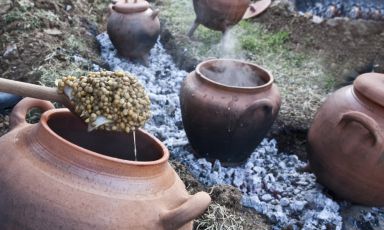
[0, 98, 210, 229]
[188, 0, 250, 37]
[107, 0, 160, 64]
[180, 59, 281, 164]
[307, 73, 384, 205]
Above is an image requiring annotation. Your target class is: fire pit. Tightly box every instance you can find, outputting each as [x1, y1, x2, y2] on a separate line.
[96, 32, 384, 229]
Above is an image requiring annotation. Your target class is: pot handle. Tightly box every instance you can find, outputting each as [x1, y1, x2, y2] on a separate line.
[160, 192, 211, 229]
[246, 98, 273, 114]
[151, 9, 160, 20]
[10, 98, 55, 130]
[238, 98, 274, 125]
[338, 111, 383, 147]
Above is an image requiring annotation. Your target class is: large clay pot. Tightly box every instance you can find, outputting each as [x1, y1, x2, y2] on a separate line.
[187, 0, 250, 37]
[180, 59, 281, 164]
[308, 73, 384, 205]
[0, 98, 210, 229]
[107, 0, 160, 64]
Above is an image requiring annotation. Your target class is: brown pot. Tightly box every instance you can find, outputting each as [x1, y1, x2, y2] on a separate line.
[107, 0, 160, 64]
[180, 59, 281, 164]
[187, 0, 250, 37]
[308, 73, 384, 205]
[0, 98, 210, 229]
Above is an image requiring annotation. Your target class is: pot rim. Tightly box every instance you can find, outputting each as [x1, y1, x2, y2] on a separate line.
[37, 109, 169, 167]
[353, 72, 384, 108]
[195, 58, 274, 92]
[111, 1, 150, 14]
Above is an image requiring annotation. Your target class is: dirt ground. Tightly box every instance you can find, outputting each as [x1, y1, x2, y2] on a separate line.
[1, 0, 384, 229]
[256, 1, 384, 87]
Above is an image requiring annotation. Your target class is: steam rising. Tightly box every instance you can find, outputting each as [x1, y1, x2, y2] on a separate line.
[194, 28, 267, 88]
[201, 61, 266, 87]
[219, 29, 241, 58]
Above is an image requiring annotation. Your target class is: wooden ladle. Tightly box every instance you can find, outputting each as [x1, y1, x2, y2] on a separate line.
[0, 78, 71, 108]
[0, 78, 114, 131]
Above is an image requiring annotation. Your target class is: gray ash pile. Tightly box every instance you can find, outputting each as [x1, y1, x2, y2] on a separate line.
[97, 32, 384, 229]
[293, 0, 384, 20]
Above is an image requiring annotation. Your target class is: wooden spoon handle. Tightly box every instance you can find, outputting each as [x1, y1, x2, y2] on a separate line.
[0, 78, 68, 105]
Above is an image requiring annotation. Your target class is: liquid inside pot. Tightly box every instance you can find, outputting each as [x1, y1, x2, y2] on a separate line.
[47, 112, 163, 162]
[200, 62, 267, 87]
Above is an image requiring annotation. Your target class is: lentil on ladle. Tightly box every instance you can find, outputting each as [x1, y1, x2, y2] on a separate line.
[56, 71, 151, 134]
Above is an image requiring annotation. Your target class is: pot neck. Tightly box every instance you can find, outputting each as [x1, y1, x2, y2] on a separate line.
[112, 1, 150, 14]
[30, 109, 169, 178]
[195, 59, 274, 93]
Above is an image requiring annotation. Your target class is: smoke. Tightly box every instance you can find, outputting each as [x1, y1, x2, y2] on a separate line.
[203, 28, 267, 87]
[218, 29, 246, 59]
[200, 60, 266, 87]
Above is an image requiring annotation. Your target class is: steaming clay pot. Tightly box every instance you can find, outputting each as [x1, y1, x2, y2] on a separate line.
[0, 98, 211, 229]
[308, 73, 384, 205]
[107, 0, 160, 63]
[187, 0, 250, 37]
[180, 59, 281, 164]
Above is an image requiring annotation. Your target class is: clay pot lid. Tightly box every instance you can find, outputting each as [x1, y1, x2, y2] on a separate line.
[242, 0, 271, 19]
[354, 72, 384, 107]
[112, 0, 150, 14]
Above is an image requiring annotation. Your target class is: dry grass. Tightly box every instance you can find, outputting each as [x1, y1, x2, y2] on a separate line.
[37, 59, 92, 87]
[194, 203, 245, 230]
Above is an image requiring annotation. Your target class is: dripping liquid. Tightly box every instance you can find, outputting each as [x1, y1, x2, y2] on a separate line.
[133, 130, 138, 161]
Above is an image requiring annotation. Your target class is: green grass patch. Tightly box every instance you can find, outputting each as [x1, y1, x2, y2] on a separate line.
[237, 20, 289, 53]
[323, 73, 337, 91]
[3, 8, 28, 24]
[63, 34, 90, 55]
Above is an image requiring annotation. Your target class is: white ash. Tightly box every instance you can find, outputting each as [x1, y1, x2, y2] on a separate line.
[96, 32, 384, 230]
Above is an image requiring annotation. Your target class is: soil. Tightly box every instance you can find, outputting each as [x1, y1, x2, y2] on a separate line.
[255, 1, 384, 87]
[0, 0, 107, 85]
[1, 0, 384, 229]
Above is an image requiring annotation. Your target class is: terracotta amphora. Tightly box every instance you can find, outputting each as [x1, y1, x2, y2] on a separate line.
[180, 59, 281, 165]
[187, 0, 250, 37]
[107, 0, 160, 64]
[308, 73, 384, 205]
[0, 98, 211, 229]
